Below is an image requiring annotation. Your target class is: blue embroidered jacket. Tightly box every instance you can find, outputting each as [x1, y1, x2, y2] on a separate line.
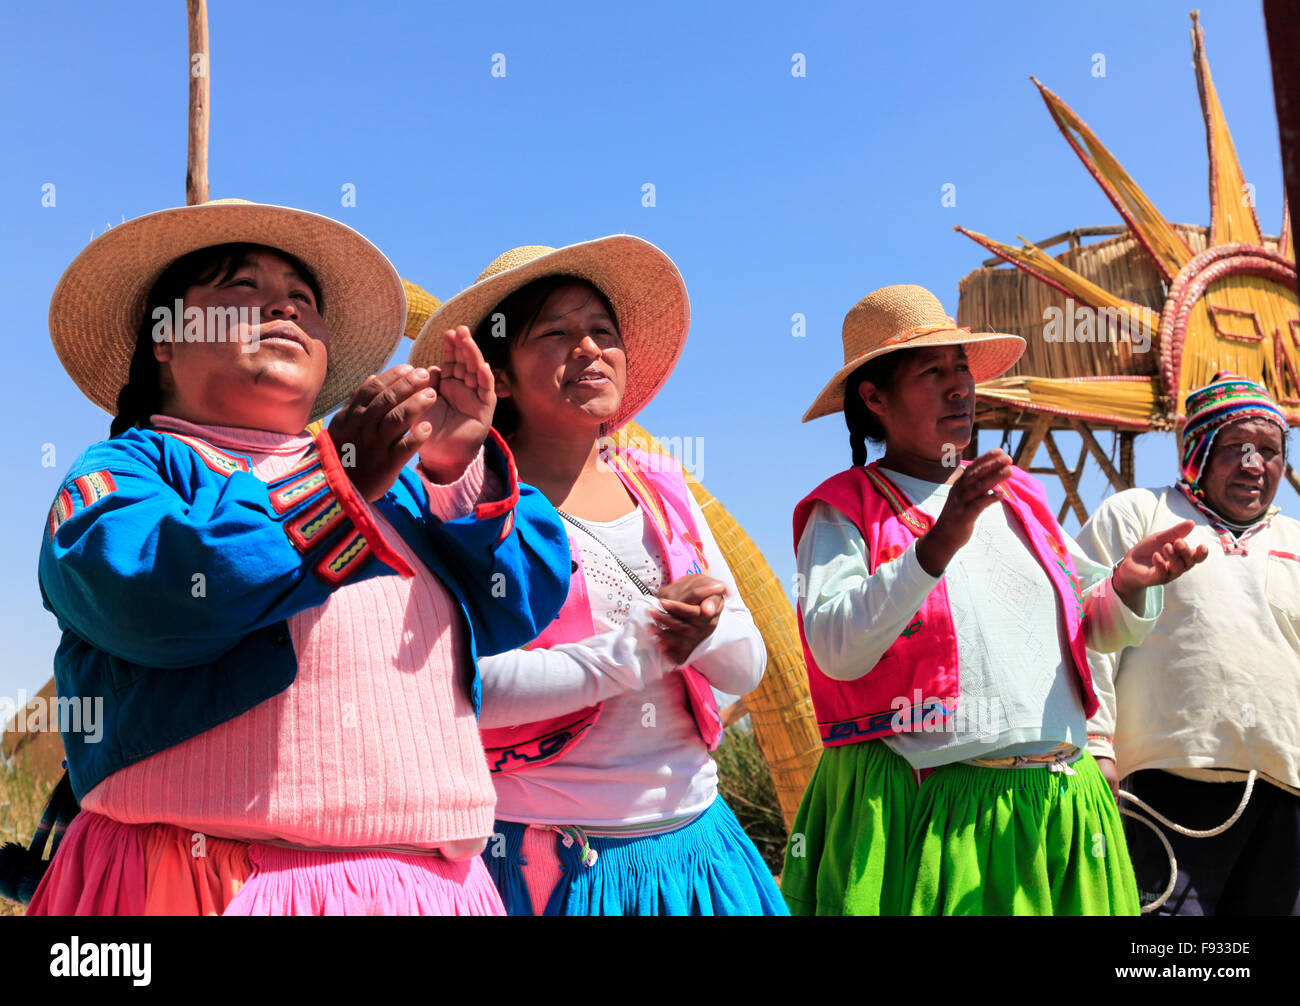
[38, 425, 569, 801]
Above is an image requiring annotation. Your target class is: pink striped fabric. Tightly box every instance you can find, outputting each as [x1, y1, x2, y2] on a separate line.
[222, 844, 505, 916]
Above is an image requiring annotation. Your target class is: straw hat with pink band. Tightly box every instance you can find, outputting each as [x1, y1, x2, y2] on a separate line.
[803, 283, 1025, 422]
[48, 198, 407, 423]
[409, 235, 689, 434]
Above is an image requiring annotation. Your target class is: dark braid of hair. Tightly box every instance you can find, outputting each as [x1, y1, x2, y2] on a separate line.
[110, 334, 163, 437]
[843, 352, 908, 466]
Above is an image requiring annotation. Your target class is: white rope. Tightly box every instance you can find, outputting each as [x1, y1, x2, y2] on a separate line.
[1117, 770, 1257, 913]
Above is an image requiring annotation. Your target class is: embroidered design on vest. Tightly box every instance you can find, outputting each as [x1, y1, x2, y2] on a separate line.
[47, 488, 75, 539]
[682, 529, 709, 571]
[863, 466, 931, 536]
[1269, 549, 1299, 563]
[1053, 559, 1085, 617]
[900, 617, 923, 638]
[603, 447, 674, 544]
[286, 495, 347, 553]
[162, 432, 251, 476]
[879, 543, 905, 564]
[269, 464, 328, 515]
[278, 449, 323, 481]
[823, 695, 950, 743]
[73, 470, 117, 507]
[315, 528, 371, 585]
[484, 710, 600, 774]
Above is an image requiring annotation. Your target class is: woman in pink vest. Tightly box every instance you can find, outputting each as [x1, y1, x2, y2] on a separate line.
[781, 284, 1206, 915]
[407, 238, 786, 915]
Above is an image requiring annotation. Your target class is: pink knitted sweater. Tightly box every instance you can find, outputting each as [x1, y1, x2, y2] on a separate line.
[79, 417, 498, 853]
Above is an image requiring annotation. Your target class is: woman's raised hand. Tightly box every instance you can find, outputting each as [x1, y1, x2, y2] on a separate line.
[1111, 519, 1208, 611]
[327, 364, 440, 502]
[915, 449, 1014, 577]
[653, 573, 727, 667]
[417, 326, 497, 484]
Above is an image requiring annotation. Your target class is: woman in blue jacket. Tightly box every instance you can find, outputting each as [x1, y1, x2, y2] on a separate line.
[9, 199, 568, 915]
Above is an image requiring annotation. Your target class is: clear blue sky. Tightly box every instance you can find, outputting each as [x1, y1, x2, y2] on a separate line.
[0, 0, 1293, 703]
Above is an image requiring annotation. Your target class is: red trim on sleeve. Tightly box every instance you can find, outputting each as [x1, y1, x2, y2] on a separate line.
[473, 427, 521, 522]
[312, 429, 416, 578]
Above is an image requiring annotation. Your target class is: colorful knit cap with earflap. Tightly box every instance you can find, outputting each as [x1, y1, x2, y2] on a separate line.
[1178, 371, 1288, 496]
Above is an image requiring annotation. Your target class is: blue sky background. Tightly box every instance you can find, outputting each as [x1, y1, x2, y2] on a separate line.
[0, 0, 1294, 704]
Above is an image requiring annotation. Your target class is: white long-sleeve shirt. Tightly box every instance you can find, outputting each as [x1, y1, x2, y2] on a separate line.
[479, 492, 766, 827]
[1077, 486, 1300, 794]
[796, 468, 1161, 769]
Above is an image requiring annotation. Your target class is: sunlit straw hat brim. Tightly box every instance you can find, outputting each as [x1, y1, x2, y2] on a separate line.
[802, 283, 1025, 422]
[409, 235, 688, 433]
[49, 199, 406, 422]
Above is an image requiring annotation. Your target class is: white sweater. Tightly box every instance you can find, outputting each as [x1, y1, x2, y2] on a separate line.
[478, 493, 766, 827]
[1077, 486, 1300, 794]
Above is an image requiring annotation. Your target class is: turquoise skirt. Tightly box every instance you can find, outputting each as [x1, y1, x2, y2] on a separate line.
[485, 797, 788, 916]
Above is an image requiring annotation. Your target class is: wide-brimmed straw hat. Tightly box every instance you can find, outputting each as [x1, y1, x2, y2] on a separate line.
[409, 235, 689, 433]
[803, 284, 1025, 422]
[49, 198, 407, 421]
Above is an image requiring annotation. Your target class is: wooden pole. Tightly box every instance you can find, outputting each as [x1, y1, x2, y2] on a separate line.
[1119, 431, 1136, 488]
[1265, 0, 1300, 299]
[1043, 431, 1089, 526]
[186, 0, 210, 206]
[1068, 419, 1130, 494]
[1287, 464, 1300, 497]
[1013, 415, 1051, 469]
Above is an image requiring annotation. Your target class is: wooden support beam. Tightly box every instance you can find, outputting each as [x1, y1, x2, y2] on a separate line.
[719, 699, 748, 730]
[1013, 415, 1051, 469]
[1043, 431, 1089, 526]
[186, 0, 210, 206]
[979, 225, 1129, 267]
[1119, 432, 1136, 489]
[1068, 419, 1129, 494]
[1288, 464, 1300, 497]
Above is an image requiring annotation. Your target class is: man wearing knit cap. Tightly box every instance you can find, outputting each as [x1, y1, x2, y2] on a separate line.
[1077, 372, 1299, 915]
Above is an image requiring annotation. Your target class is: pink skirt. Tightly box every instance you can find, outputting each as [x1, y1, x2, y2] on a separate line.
[223, 843, 505, 916]
[28, 811, 505, 916]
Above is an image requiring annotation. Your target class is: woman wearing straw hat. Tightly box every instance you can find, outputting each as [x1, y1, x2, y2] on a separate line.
[15, 199, 568, 915]
[409, 237, 786, 916]
[782, 283, 1205, 915]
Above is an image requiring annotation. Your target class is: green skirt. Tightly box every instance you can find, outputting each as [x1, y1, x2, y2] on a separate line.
[903, 750, 1140, 916]
[779, 740, 917, 916]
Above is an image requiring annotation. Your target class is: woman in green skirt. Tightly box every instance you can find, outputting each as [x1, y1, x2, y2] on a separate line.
[782, 285, 1205, 915]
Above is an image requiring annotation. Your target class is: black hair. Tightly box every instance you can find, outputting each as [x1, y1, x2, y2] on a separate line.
[843, 351, 909, 466]
[109, 243, 324, 437]
[470, 274, 619, 439]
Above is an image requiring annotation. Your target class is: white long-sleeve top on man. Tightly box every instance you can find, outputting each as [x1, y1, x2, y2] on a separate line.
[478, 492, 766, 828]
[1076, 486, 1300, 794]
[797, 468, 1161, 770]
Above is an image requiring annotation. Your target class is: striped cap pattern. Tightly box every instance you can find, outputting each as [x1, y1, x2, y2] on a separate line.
[1178, 371, 1288, 491]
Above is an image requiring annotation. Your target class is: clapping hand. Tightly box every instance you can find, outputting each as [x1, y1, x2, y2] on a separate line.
[328, 364, 440, 502]
[652, 573, 727, 667]
[417, 326, 496, 484]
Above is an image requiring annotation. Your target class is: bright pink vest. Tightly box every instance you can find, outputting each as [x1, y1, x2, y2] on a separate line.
[480, 447, 724, 774]
[793, 461, 1096, 748]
